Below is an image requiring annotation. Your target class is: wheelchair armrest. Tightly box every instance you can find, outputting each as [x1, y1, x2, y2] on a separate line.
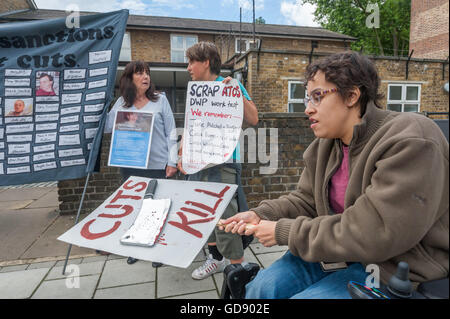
[417, 278, 449, 299]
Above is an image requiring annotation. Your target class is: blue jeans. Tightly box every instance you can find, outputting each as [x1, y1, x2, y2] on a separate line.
[245, 251, 367, 299]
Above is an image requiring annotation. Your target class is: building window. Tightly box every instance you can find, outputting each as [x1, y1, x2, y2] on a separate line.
[288, 81, 306, 112]
[387, 83, 421, 112]
[235, 38, 260, 54]
[119, 32, 131, 62]
[171, 34, 198, 63]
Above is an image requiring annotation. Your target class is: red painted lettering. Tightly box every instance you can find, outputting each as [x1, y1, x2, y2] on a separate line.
[109, 190, 141, 204]
[80, 219, 121, 240]
[168, 212, 215, 238]
[194, 186, 230, 198]
[98, 204, 134, 219]
[122, 180, 147, 192]
[185, 199, 223, 215]
[180, 207, 209, 218]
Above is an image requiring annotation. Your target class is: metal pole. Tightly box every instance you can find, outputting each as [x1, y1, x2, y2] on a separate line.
[239, 7, 242, 55]
[252, 0, 255, 44]
[62, 173, 91, 275]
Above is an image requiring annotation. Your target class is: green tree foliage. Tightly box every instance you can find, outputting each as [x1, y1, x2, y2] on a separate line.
[301, 0, 410, 56]
[255, 16, 266, 24]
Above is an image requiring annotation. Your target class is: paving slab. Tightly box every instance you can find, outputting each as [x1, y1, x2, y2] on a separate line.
[157, 261, 216, 298]
[21, 214, 94, 259]
[250, 243, 289, 254]
[0, 188, 54, 202]
[0, 268, 50, 298]
[0, 264, 29, 273]
[2, 200, 34, 210]
[27, 261, 56, 270]
[94, 282, 156, 299]
[55, 258, 83, 267]
[46, 260, 105, 280]
[26, 189, 60, 209]
[32, 274, 100, 299]
[255, 251, 287, 269]
[164, 290, 219, 299]
[97, 258, 156, 289]
[0, 207, 59, 261]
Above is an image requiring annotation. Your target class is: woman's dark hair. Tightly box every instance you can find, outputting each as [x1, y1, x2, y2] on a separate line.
[186, 42, 222, 75]
[120, 61, 159, 108]
[305, 51, 383, 116]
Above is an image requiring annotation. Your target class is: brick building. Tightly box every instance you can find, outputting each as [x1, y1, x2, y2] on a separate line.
[410, 0, 449, 60]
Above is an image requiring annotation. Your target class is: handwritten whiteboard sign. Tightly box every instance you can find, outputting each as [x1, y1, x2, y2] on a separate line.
[58, 176, 237, 268]
[182, 80, 243, 175]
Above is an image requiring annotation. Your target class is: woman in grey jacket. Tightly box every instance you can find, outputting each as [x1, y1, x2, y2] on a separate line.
[220, 52, 449, 298]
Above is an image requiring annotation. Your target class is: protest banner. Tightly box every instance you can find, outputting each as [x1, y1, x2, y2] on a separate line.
[108, 110, 155, 169]
[58, 176, 238, 268]
[0, 10, 129, 186]
[182, 79, 243, 175]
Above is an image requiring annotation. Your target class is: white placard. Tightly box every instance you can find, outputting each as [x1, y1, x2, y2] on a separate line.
[36, 123, 58, 131]
[64, 69, 86, 80]
[62, 93, 82, 105]
[0, 142, 4, 149]
[36, 113, 59, 122]
[7, 134, 33, 143]
[60, 115, 79, 124]
[33, 152, 55, 162]
[88, 79, 107, 89]
[36, 96, 59, 102]
[85, 91, 106, 101]
[0, 163, 3, 174]
[4, 78, 31, 87]
[8, 156, 30, 165]
[59, 134, 80, 146]
[63, 82, 86, 90]
[83, 115, 102, 123]
[0, 128, 3, 139]
[89, 67, 108, 77]
[33, 144, 55, 153]
[84, 103, 104, 113]
[89, 50, 112, 64]
[60, 158, 85, 167]
[5, 69, 32, 77]
[182, 80, 244, 174]
[5, 117, 33, 124]
[0, 152, 4, 160]
[58, 148, 83, 157]
[36, 104, 59, 113]
[7, 166, 30, 174]
[60, 124, 80, 133]
[5, 88, 32, 96]
[6, 124, 34, 134]
[8, 143, 30, 154]
[85, 127, 98, 139]
[35, 132, 57, 144]
[34, 161, 57, 171]
[60, 106, 81, 116]
[57, 177, 238, 268]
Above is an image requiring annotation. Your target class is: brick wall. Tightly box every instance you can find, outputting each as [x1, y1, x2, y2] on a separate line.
[239, 51, 449, 114]
[0, 0, 30, 13]
[57, 113, 314, 215]
[410, 0, 449, 59]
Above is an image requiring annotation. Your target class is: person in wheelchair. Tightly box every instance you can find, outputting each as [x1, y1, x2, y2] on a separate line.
[220, 51, 449, 299]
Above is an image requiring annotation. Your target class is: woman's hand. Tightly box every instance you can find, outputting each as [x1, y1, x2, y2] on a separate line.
[166, 165, 177, 178]
[222, 76, 233, 84]
[218, 211, 261, 235]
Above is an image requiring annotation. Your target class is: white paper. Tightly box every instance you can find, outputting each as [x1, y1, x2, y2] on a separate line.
[8, 143, 30, 154]
[7, 134, 33, 143]
[84, 103, 104, 113]
[64, 69, 86, 80]
[5, 117, 33, 124]
[35, 113, 59, 122]
[89, 67, 108, 77]
[5, 88, 32, 96]
[85, 91, 106, 101]
[6, 124, 34, 134]
[36, 104, 59, 113]
[33, 152, 55, 162]
[89, 50, 112, 64]
[59, 124, 80, 133]
[35, 132, 57, 143]
[5, 69, 32, 77]
[60, 158, 85, 167]
[36, 96, 59, 102]
[58, 134, 80, 146]
[33, 144, 55, 153]
[83, 115, 102, 123]
[62, 93, 82, 105]
[63, 82, 86, 90]
[58, 148, 83, 157]
[7, 166, 30, 174]
[36, 123, 58, 131]
[8, 156, 30, 165]
[88, 79, 107, 89]
[60, 115, 79, 124]
[85, 127, 98, 139]
[4, 78, 31, 87]
[34, 161, 57, 171]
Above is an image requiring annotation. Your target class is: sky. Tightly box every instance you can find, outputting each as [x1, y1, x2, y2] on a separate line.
[33, 0, 320, 27]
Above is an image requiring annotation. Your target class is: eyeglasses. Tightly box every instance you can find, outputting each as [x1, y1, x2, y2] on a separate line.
[305, 88, 338, 106]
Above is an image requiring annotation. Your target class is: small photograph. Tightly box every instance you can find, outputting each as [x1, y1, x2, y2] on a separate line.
[36, 71, 60, 96]
[5, 98, 33, 117]
[115, 111, 153, 132]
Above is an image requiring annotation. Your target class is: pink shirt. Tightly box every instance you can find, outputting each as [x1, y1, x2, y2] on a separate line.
[329, 145, 349, 214]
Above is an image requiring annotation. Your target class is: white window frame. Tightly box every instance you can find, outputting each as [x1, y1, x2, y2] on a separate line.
[170, 34, 198, 63]
[119, 31, 131, 62]
[288, 80, 306, 112]
[235, 38, 260, 54]
[387, 83, 421, 112]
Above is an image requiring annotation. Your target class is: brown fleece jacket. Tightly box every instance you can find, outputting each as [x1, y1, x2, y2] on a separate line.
[252, 102, 449, 284]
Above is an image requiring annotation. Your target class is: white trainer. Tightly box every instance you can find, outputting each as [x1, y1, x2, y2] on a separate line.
[192, 254, 230, 280]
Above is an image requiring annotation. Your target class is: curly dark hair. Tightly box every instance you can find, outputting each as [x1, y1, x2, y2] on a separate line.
[119, 61, 159, 108]
[305, 51, 383, 116]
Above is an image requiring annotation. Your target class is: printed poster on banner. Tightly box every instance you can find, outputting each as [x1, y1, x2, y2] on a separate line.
[182, 80, 244, 175]
[58, 176, 238, 268]
[108, 110, 154, 169]
[0, 10, 129, 186]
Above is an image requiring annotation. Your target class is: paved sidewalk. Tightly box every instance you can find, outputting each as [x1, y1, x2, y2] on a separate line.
[0, 185, 288, 299]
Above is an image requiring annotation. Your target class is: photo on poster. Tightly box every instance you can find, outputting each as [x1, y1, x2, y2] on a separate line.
[35, 71, 60, 96]
[108, 110, 154, 169]
[4, 98, 33, 117]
